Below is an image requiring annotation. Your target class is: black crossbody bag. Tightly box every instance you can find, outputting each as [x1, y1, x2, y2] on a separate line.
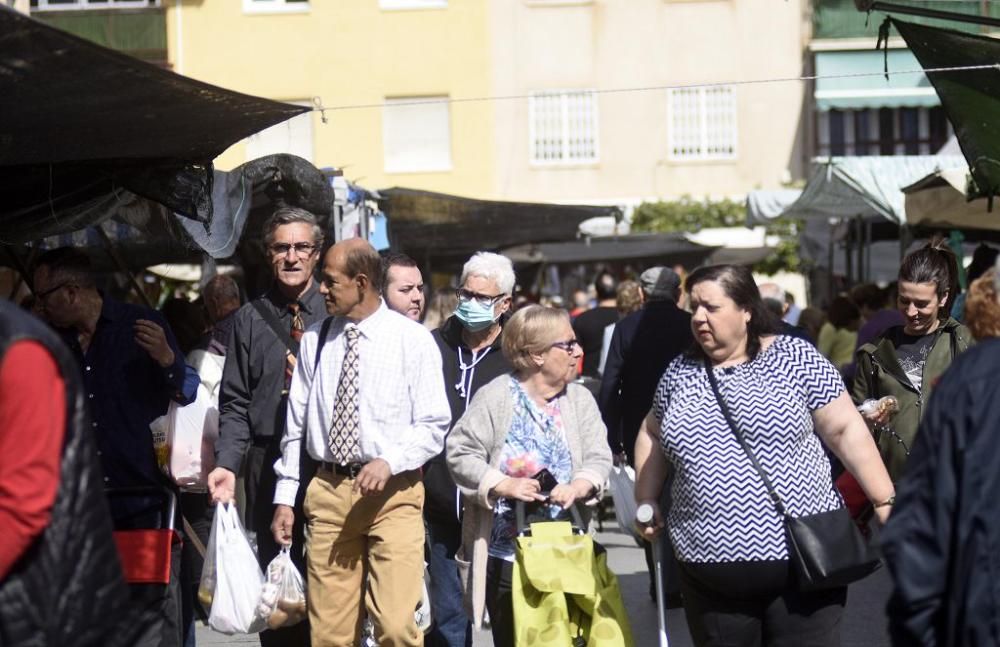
[704, 360, 881, 591]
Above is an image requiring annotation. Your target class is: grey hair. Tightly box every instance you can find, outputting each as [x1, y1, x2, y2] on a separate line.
[460, 252, 515, 295]
[262, 206, 324, 250]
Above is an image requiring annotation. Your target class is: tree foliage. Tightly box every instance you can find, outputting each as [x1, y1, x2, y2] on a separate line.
[631, 196, 800, 275]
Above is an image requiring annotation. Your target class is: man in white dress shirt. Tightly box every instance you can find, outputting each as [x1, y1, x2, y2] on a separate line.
[271, 238, 450, 646]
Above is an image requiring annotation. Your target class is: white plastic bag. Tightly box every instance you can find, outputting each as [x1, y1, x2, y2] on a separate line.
[204, 503, 266, 635]
[256, 546, 307, 629]
[169, 382, 219, 490]
[608, 464, 641, 541]
[149, 381, 219, 491]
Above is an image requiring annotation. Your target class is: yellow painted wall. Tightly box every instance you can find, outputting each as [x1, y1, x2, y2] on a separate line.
[166, 0, 495, 197]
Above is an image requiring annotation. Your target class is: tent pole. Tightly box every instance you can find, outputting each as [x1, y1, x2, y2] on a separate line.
[5, 245, 38, 297]
[865, 220, 873, 282]
[96, 227, 155, 310]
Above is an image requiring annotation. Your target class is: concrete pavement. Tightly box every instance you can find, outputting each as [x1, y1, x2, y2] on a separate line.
[196, 518, 891, 646]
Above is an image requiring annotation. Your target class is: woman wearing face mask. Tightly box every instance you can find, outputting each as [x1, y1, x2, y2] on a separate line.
[852, 239, 974, 482]
[424, 251, 515, 647]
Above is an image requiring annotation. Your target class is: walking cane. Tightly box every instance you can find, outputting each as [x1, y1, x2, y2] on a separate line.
[637, 503, 670, 647]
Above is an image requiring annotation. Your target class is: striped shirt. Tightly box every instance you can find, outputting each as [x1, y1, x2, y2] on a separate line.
[653, 335, 844, 562]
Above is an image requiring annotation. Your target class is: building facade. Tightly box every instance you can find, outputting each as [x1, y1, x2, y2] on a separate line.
[30, 0, 822, 205]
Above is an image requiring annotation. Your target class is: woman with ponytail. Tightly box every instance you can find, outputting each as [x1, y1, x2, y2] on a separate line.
[851, 238, 974, 481]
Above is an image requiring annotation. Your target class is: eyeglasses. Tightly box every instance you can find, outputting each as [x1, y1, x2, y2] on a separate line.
[456, 288, 505, 307]
[35, 281, 72, 302]
[269, 242, 317, 257]
[549, 339, 580, 353]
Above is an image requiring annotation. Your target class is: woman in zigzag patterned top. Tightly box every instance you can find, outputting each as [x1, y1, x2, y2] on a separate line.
[634, 264, 895, 647]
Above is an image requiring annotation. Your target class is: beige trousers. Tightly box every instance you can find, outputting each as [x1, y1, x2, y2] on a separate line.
[303, 469, 425, 647]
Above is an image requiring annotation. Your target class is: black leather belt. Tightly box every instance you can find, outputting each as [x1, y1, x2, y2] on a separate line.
[319, 461, 367, 478]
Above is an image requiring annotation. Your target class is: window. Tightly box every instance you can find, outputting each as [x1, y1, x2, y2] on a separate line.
[31, 0, 159, 9]
[246, 105, 314, 163]
[816, 106, 952, 157]
[379, 0, 447, 10]
[242, 0, 308, 14]
[382, 97, 452, 173]
[667, 86, 737, 161]
[529, 90, 599, 165]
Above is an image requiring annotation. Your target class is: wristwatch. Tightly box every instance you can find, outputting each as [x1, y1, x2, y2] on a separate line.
[873, 494, 896, 508]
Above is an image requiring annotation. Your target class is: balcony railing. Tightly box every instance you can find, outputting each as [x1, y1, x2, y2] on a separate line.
[812, 0, 1000, 39]
[31, 7, 167, 64]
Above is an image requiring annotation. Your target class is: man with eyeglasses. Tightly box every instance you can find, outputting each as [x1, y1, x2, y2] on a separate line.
[425, 252, 515, 647]
[31, 246, 198, 647]
[207, 206, 326, 647]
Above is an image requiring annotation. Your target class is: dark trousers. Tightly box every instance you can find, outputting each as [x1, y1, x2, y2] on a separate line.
[485, 557, 515, 647]
[679, 561, 847, 647]
[426, 518, 473, 647]
[246, 440, 312, 647]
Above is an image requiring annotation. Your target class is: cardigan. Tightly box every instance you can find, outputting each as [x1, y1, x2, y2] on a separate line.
[446, 373, 612, 629]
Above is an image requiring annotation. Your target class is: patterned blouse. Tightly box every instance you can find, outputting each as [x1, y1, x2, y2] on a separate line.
[488, 376, 574, 561]
[653, 335, 844, 563]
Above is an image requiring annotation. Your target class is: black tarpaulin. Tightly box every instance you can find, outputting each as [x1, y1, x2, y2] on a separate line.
[0, 5, 309, 238]
[503, 234, 717, 266]
[378, 187, 621, 268]
[891, 18, 1000, 204]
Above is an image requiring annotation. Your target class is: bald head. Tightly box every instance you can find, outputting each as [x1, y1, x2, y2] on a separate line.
[757, 282, 788, 318]
[320, 238, 383, 320]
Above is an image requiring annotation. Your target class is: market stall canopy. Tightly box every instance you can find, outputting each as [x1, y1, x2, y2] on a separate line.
[378, 188, 621, 268]
[745, 189, 802, 226]
[0, 5, 309, 242]
[903, 166, 1000, 231]
[774, 155, 965, 225]
[501, 232, 773, 268]
[2, 155, 335, 272]
[891, 18, 1000, 205]
[815, 49, 939, 111]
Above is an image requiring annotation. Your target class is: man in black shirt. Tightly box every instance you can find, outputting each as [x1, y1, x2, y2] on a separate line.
[207, 207, 326, 646]
[573, 271, 619, 378]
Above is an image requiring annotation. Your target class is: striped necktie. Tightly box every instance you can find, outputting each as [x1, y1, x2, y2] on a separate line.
[285, 302, 304, 390]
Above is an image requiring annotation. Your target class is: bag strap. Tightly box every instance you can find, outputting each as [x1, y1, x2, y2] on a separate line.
[703, 359, 787, 517]
[515, 499, 585, 533]
[313, 316, 334, 372]
[251, 298, 298, 355]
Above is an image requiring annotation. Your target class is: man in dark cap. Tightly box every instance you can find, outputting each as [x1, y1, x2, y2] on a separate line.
[599, 266, 691, 606]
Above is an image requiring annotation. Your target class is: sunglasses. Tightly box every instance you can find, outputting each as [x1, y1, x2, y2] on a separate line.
[549, 339, 580, 353]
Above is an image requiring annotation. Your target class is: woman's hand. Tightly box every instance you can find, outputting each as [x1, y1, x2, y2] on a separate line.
[492, 477, 546, 502]
[548, 479, 595, 510]
[634, 498, 665, 542]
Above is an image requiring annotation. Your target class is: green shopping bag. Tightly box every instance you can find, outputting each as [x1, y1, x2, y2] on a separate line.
[512, 520, 633, 647]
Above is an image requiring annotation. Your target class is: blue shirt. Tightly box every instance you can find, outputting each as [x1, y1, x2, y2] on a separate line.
[59, 296, 197, 502]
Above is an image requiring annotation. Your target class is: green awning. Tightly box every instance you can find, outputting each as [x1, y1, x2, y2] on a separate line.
[815, 49, 941, 111]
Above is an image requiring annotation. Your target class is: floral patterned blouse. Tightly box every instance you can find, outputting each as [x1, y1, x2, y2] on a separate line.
[488, 376, 574, 560]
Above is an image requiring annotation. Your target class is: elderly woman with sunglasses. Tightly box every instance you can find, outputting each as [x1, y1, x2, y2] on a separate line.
[446, 304, 612, 647]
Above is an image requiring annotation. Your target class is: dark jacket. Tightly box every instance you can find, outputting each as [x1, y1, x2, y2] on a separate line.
[598, 300, 692, 462]
[0, 301, 133, 647]
[851, 318, 973, 481]
[426, 315, 511, 526]
[882, 338, 1000, 646]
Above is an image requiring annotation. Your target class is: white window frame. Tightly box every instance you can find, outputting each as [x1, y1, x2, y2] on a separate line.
[33, 0, 160, 10]
[242, 0, 309, 15]
[666, 85, 738, 162]
[382, 96, 453, 174]
[379, 0, 447, 11]
[528, 90, 600, 167]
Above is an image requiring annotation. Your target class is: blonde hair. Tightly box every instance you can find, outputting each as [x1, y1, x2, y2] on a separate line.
[616, 280, 643, 316]
[965, 268, 1000, 340]
[502, 305, 569, 374]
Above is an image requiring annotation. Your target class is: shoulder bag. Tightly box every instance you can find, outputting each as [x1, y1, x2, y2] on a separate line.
[704, 359, 881, 591]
